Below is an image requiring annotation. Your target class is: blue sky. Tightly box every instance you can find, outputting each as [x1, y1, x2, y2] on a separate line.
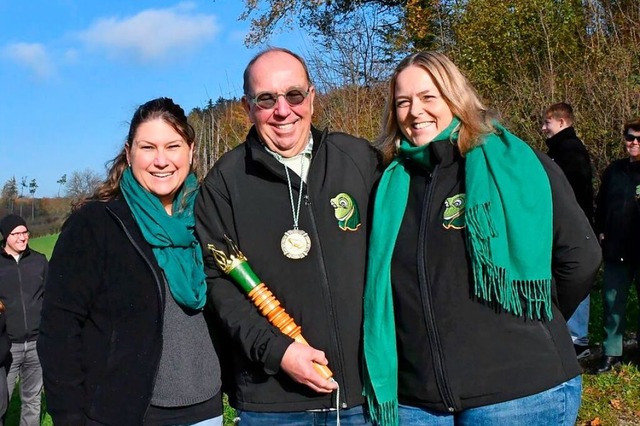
[0, 1, 309, 197]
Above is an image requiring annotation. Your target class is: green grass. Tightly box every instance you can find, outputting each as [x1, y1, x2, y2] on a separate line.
[28, 234, 58, 260]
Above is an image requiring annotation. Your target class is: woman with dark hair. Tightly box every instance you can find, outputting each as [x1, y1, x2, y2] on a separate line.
[362, 52, 601, 425]
[37, 97, 222, 425]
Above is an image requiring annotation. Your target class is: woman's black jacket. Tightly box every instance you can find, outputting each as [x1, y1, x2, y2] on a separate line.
[392, 141, 602, 412]
[37, 199, 167, 425]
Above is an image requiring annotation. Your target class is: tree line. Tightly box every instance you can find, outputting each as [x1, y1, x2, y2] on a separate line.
[195, 0, 639, 179]
[3, 1, 637, 224]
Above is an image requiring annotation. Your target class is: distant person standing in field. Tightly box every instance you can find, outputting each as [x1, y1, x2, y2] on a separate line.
[0, 214, 47, 426]
[542, 102, 595, 361]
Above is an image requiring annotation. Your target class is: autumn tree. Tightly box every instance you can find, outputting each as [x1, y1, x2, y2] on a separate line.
[189, 98, 250, 175]
[230, 0, 640, 178]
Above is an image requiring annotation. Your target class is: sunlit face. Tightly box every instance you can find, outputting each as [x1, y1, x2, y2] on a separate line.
[541, 116, 564, 138]
[3, 225, 29, 256]
[126, 118, 193, 214]
[625, 129, 640, 162]
[242, 51, 315, 157]
[394, 65, 454, 147]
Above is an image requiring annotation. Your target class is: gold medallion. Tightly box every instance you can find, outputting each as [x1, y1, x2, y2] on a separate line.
[281, 229, 311, 259]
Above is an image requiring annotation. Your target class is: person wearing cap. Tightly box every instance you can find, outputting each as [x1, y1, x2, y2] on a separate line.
[0, 214, 47, 425]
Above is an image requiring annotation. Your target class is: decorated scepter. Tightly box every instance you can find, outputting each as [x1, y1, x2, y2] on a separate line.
[207, 235, 333, 380]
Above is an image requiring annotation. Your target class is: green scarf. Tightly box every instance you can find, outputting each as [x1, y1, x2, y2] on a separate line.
[362, 118, 553, 425]
[120, 168, 207, 310]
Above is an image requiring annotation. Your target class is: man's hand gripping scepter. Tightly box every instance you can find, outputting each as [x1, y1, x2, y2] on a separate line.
[207, 235, 334, 381]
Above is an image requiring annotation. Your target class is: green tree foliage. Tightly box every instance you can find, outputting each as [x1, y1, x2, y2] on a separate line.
[29, 178, 38, 220]
[1, 176, 18, 213]
[56, 174, 67, 198]
[235, 0, 405, 47]
[228, 0, 639, 179]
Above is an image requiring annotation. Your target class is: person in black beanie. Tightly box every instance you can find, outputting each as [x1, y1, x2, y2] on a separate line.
[0, 214, 47, 426]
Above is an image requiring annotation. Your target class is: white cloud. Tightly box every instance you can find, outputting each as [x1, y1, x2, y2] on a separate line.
[78, 3, 218, 63]
[3, 42, 55, 79]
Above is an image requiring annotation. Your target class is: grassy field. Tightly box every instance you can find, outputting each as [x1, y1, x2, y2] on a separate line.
[18, 235, 640, 425]
[27, 234, 57, 260]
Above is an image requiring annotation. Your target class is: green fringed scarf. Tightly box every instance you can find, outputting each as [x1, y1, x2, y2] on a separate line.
[121, 169, 207, 310]
[362, 117, 553, 426]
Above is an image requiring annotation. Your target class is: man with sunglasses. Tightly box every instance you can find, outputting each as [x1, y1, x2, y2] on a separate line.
[0, 214, 47, 425]
[196, 47, 380, 425]
[593, 117, 640, 373]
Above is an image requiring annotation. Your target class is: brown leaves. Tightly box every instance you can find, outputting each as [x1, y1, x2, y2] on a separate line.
[610, 399, 623, 410]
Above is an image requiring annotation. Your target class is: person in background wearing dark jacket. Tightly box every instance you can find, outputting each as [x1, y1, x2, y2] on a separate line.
[0, 214, 46, 426]
[593, 117, 640, 374]
[362, 51, 602, 426]
[195, 47, 380, 425]
[0, 300, 11, 425]
[542, 102, 595, 361]
[37, 98, 222, 425]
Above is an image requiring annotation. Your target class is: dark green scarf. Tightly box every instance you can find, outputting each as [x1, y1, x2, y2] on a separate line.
[121, 169, 207, 310]
[362, 118, 553, 425]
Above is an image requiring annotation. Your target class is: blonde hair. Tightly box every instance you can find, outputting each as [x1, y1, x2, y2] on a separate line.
[377, 51, 495, 164]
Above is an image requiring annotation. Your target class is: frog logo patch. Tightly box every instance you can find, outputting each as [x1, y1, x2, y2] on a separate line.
[443, 193, 465, 230]
[636, 184, 640, 200]
[330, 193, 361, 231]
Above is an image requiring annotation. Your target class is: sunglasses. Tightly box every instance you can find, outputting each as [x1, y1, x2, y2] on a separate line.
[247, 89, 310, 110]
[624, 133, 640, 143]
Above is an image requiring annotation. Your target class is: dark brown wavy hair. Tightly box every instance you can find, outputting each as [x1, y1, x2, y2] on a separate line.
[74, 97, 196, 209]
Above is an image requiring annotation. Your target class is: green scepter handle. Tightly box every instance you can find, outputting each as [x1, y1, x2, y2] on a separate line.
[208, 235, 333, 380]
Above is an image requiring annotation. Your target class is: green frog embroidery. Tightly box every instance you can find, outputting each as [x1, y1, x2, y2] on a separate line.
[330, 193, 361, 231]
[443, 193, 466, 230]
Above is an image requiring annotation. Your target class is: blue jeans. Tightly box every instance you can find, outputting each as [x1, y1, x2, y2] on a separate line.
[567, 295, 590, 346]
[602, 260, 640, 356]
[7, 341, 43, 426]
[237, 405, 370, 425]
[398, 375, 581, 426]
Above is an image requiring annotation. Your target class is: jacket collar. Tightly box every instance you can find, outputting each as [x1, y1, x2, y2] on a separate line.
[545, 126, 577, 151]
[0, 245, 29, 260]
[244, 125, 328, 187]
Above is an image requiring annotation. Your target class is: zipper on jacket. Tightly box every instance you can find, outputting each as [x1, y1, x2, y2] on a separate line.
[17, 262, 29, 341]
[107, 207, 165, 421]
[416, 166, 457, 412]
[305, 194, 348, 408]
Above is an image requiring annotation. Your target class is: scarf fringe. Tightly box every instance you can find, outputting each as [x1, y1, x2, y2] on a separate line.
[364, 391, 398, 426]
[467, 202, 552, 320]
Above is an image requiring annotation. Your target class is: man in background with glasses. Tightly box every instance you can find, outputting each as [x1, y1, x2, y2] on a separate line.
[196, 47, 380, 425]
[0, 214, 47, 425]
